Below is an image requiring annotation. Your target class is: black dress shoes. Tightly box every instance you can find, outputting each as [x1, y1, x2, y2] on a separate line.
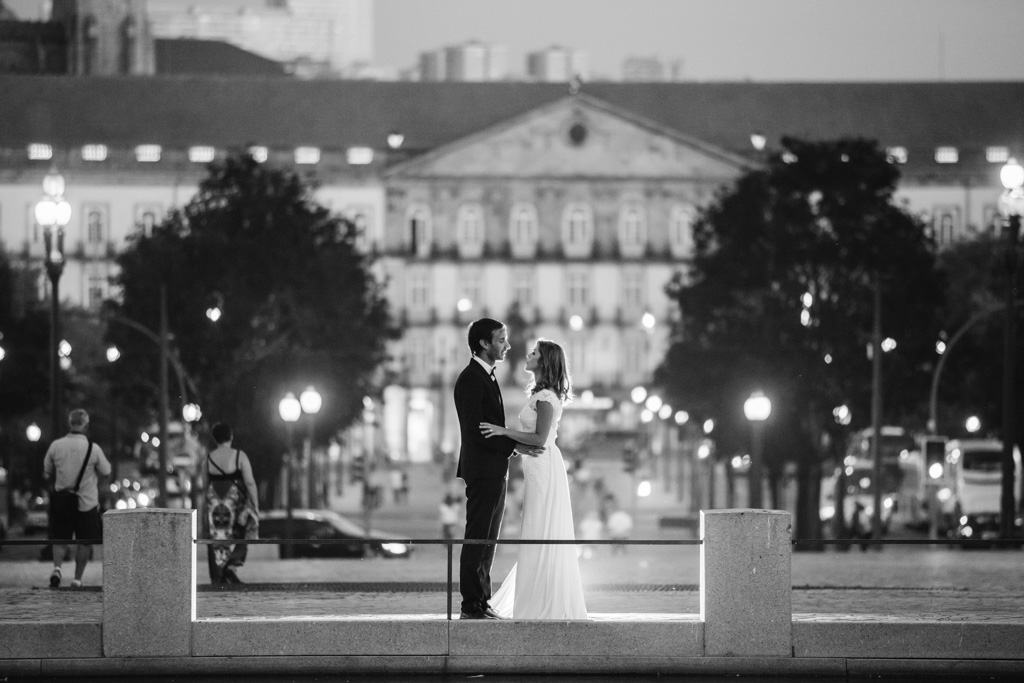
[459, 609, 500, 620]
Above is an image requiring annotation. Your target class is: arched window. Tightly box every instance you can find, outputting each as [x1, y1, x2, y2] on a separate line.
[669, 204, 695, 259]
[561, 203, 593, 258]
[509, 203, 538, 258]
[618, 204, 647, 258]
[456, 203, 485, 258]
[407, 205, 432, 257]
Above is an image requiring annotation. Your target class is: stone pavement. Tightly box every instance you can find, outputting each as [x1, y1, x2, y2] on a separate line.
[3, 544, 1023, 623]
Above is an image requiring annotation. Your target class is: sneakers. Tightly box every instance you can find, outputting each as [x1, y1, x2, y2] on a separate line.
[70, 579, 83, 588]
[49, 568, 61, 588]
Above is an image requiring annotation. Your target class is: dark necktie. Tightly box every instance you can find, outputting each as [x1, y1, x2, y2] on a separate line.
[490, 368, 503, 409]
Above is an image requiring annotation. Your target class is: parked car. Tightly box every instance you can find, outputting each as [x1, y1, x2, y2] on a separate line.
[23, 497, 49, 535]
[258, 509, 411, 559]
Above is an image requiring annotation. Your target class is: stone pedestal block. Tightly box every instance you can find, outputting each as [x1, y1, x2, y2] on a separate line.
[700, 509, 791, 657]
[102, 509, 196, 657]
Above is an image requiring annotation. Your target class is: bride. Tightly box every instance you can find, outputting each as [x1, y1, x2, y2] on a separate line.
[479, 338, 588, 620]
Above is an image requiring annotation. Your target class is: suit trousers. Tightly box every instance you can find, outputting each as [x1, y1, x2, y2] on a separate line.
[459, 476, 507, 613]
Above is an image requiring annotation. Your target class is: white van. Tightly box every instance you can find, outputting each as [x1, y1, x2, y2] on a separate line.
[946, 439, 1021, 540]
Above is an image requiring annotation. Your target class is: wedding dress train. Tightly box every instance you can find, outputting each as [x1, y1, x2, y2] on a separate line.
[491, 389, 588, 619]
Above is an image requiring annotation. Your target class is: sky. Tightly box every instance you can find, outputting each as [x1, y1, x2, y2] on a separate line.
[375, 0, 1024, 81]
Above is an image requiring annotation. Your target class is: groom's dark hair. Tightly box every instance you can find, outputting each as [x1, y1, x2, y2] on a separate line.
[467, 318, 505, 356]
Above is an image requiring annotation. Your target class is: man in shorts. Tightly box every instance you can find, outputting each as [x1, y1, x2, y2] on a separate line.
[44, 409, 111, 588]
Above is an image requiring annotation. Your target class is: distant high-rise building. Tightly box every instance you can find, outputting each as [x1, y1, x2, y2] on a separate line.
[622, 56, 684, 82]
[146, 0, 373, 76]
[419, 40, 508, 82]
[526, 45, 589, 83]
[49, 0, 155, 75]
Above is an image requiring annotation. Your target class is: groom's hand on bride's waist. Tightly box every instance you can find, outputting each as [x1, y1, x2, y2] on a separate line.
[514, 444, 544, 457]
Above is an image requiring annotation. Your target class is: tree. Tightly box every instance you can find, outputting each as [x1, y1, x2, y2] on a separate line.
[108, 153, 397, 495]
[656, 137, 944, 543]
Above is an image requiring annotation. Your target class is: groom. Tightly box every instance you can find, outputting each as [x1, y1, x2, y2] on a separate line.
[454, 317, 539, 619]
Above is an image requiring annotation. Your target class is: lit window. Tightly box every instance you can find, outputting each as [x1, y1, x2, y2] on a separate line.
[88, 275, 106, 309]
[935, 147, 958, 164]
[188, 146, 215, 163]
[135, 145, 161, 162]
[249, 146, 268, 163]
[459, 269, 483, 311]
[986, 146, 1009, 164]
[295, 146, 320, 164]
[347, 147, 374, 165]
[82, 144, 107, 161]
[885, 146, 907, 164]
[28, 144, 53, 160]
[781, 151, 798, 164]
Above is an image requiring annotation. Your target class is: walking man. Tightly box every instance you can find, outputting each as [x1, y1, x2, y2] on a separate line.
[44, 409, 111, 588]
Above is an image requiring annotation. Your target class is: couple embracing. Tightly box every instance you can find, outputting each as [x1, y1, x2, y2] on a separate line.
[454, 317, 588, 620]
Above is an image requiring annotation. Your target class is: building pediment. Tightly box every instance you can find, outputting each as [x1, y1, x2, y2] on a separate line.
[386, 93, 751, 180]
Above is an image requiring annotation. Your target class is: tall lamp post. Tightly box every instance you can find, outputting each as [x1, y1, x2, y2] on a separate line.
[279, 392, 301, 558]
[997, 157, 1024, 540]
[34, 170, 71, 440]
[299, 386, 322, 508]
[744, 390, 772, 509]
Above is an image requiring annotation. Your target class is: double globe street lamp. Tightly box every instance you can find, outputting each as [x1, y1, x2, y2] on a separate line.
[997, 157, 1024, 540]
[34, 170, 71, 440]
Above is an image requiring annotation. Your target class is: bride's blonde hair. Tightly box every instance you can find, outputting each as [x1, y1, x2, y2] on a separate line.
[526, 339, 573, 403]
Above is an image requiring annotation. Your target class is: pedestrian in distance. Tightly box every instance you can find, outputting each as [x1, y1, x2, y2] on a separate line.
[453, 317, 544, 620]
[43, 409, 112, 588]
[440, 493, 461, 540]
[203, 423, 259, 584]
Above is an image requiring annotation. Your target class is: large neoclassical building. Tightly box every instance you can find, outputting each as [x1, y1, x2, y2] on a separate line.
[2, 76, 1022, 461]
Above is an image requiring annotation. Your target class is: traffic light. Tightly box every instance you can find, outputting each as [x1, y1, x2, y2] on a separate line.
[623, 446, 638, 474]
[922, 437, 947, 481]
[350, 455, 366, 484]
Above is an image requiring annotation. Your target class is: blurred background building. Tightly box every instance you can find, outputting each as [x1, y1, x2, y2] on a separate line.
[526, 45, 589, 83]
[621, 55, 684, 82]
[418, 40, 509, 82]
[2, 74, 1020, 465]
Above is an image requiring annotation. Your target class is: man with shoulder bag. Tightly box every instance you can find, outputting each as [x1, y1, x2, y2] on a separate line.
[44, 409, 112, 588]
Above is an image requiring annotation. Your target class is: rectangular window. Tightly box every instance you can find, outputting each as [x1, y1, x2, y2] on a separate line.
[459, 269, 483, 309]
[28, 143, 52, 160]
[188, 146, 215, 163]
[885, 146, 907, 164]
[566, 270, 590, 307]
[82, 144, 108, 161]
[295, 146, 320, 164]
[82, 204, 109, 244]
[135, 145, 161, 162]
[512, 268, 534, 307]
[249, 145, 268, 163]
[347, 147, 374, 165]
[986, 146, 1010, 164]
[409, 270, 430, 308]
[88, 275, 106, 309]
[567, 338, 587, 377]
[623, 333, 645, 376]
[935, 147, 958, 164]
[622, 269, 645, 310]
[134, 203, 162, 236]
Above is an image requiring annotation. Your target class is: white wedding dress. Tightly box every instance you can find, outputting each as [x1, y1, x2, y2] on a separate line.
[491, 389, 588, 620]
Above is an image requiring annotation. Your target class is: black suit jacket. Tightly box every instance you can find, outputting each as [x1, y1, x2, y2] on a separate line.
[454, 359, 517, 479]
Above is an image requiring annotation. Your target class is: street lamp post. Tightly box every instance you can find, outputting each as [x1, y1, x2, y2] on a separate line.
[299, 385, 322, 508]
[744, 390, 772, 509]
[278, 392, 301, 559]
[34, 170, 71, 441]
[997, 157, 1024, 540]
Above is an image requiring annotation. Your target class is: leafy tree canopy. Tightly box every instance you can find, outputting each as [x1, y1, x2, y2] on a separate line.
[108, 154, 397, 485]
[657, 137, 944, 463]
